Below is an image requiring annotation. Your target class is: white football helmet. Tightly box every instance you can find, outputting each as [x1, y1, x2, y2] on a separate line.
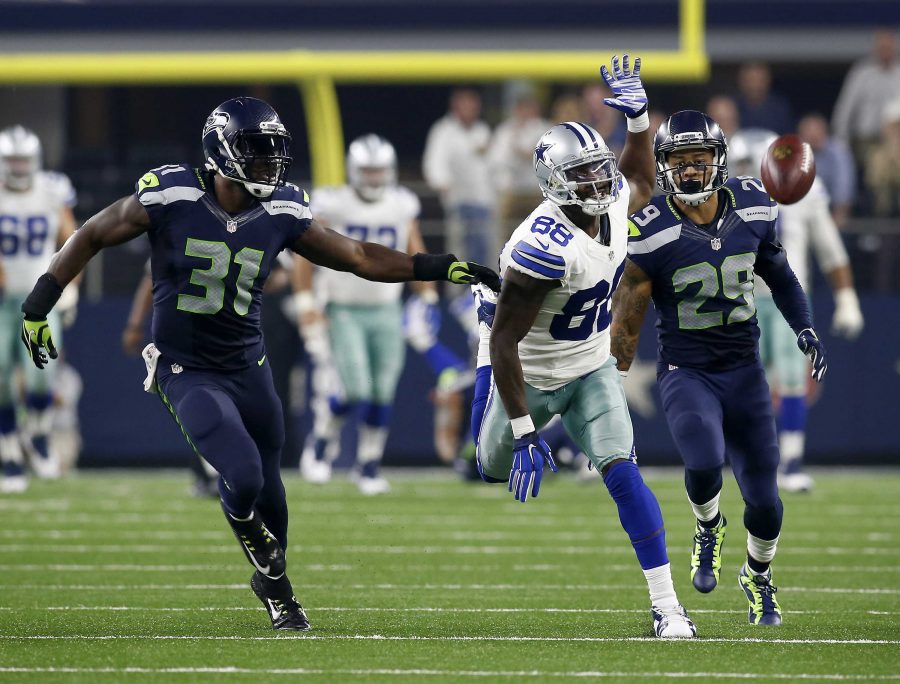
[533, 122, 621, 216]
[0, 125, 42, 191]
[729, 128, 777, 179]
[347, 134, 397, 201]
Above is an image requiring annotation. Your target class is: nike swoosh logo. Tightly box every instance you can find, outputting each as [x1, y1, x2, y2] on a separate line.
[536, 238, 551, 250]
[241, 539, 270, 575]
[266, 598, 283, 619]
[257, 355, 267, 366]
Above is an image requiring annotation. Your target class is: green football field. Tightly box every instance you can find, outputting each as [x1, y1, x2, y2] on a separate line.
[0, 467, 898, 683]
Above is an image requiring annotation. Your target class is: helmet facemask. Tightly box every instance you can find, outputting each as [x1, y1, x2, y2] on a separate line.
[546, 151, 621, 216]
[657, 145, 728, 207]
[206, 123, 291, 199]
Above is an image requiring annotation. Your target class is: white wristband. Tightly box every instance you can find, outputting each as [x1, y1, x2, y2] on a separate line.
[510, 415, 536, 439]
[293, 291, 316, 315]
[627, 111, 650, 133]
[619, 369, 629, 379]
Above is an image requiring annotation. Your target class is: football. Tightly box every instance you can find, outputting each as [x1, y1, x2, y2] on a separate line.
[760, 134, 816, 205]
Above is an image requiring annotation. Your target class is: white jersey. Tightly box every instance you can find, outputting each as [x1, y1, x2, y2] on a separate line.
[755, 177, 849, 298]
[311, 185, 420, 306]
[499, 184, 631, 391]
[0, 171, 76, 295]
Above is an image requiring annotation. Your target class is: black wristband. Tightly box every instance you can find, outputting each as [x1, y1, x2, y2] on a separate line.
[412, 253, 456, 282]
[21, 273, 63, 320]
[626, 104, 649, 119]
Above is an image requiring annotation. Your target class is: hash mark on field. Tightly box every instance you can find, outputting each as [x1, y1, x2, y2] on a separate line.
[2, 635, 898, 645]
[0, 666, 895, 680]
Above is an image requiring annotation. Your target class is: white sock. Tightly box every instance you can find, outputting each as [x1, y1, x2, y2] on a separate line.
[0, 434, 25, 465]
[688, 491, 721, 526]
[747, 533, 779, 570]
[643, 563, 678, 610]
[358, 425, 389, 467]
[780, 431, 804, 465]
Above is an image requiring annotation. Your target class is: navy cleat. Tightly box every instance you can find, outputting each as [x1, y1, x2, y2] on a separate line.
[651, 604, 697, 639]
[251, 571, 311, 631]
[221, 502, 286, 579]
[739, 564, 782, 625]
[691, 516, 726, 593]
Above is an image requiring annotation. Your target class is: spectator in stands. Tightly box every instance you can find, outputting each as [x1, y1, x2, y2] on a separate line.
[865, 94, 900, 217]
[706, 95, 740, 139]
[550, 92, 585, 125]
[488, 90, 549, 239]
[832, 29, 900, 167]
[423, 88, 494, 266]
[582, 83, 626, 156]
[735, 62, 794, 134]
[798, 113, 857, 229]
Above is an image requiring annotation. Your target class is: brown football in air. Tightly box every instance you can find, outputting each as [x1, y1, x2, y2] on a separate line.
[760, 134, 816, 205]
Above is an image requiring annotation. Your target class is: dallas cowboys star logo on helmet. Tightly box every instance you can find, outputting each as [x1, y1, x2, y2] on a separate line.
[535, 140, 553, 163]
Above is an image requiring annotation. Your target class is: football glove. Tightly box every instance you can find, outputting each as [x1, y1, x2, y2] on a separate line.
[447, 261, 501, 292]
[403, 292, 441, 352]
[21, 317, 58, 370]
[831, 288, 864, 340]
[797, 328, 827, 382]
[509, 432, 557, 503]
[600, 54, 648, 118]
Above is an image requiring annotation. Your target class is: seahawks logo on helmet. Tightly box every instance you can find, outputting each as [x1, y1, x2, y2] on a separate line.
[203, 111, 230, 138]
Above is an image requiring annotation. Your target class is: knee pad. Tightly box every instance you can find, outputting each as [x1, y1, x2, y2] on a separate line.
[684, 467, 723, 505]
[744, 499, 783, 541]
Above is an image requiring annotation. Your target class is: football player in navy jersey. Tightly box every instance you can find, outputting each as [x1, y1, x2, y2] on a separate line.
[610, 110, 828, 626]
[18, 96, 499, 631]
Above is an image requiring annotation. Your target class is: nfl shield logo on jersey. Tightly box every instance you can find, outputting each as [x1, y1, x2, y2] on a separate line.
[710, 237, 722, 251]
[226, 220, 238, 233]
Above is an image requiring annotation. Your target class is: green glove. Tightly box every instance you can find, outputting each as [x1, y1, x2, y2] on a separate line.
[447, 261, 502, 291]
[21, 317, 58, 369]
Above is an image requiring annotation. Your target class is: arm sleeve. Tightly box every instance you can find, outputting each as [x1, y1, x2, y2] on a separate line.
[806, 188, 850, 273]
[754, 221, 813, 335]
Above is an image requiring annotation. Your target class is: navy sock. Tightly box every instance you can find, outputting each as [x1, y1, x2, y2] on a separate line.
[603, 460, 668, 570]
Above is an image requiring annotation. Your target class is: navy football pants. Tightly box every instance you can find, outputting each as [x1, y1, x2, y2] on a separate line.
[156, 356, 289, 548]
[658, 362, 782, 539]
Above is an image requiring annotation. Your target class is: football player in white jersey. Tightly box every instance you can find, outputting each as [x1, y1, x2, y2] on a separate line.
[298, 134, 437, 495]
[473, 56, 696, 638]
[730, 129, 864, 493]
[0, 126, 78, 492]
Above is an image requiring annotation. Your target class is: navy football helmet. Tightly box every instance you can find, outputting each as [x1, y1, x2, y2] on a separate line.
[202, 97, 291, 199]
[654, 110, 728, 206]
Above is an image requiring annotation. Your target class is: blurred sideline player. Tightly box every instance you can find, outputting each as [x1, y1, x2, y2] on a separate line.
[297, 134, 438, 495]
[473, 56, 697, 638]
[19, 97, 499, 631]
[730, 129, 863, 492]
[611, 111, 829, 626]
[0, 126, 79, 492]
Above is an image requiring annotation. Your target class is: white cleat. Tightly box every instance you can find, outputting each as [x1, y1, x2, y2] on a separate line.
[0, 475, 28, 494]
[300, 447, 333, 484]
[778, 471, 814, 493]
[30, 454, 61, 480]
[357, 475, 391, 496]
[651, 604, 698, 639]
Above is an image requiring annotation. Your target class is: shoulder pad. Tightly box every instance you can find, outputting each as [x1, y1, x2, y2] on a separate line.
[725, 176, 777, 223]
[507, 217, 569, 281]
[136, 164, 205, 207]
[261, 184, 312, 221]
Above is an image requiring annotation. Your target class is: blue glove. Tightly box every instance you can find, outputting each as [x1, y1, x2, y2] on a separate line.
[600, 54, 648, 118]
[509, 432, 557, 503]
[797, 328, 827, 382]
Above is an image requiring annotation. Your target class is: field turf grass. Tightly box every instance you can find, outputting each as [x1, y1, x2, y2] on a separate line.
[0, 467, 898, 682]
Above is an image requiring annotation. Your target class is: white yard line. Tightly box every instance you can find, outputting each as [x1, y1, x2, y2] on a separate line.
[0, 666, 895, 680]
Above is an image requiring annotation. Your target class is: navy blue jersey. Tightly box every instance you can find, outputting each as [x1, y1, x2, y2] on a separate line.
[627, 176, 808, 371]
[135, 165, 311, 370]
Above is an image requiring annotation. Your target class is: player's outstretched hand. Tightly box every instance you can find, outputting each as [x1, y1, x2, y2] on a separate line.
[600, 54, 648, 119]
[21, 316, 58, 370]
[797, 328, 827, 382]
[509, 432, 557, 503]
[448, 261, 501, 293]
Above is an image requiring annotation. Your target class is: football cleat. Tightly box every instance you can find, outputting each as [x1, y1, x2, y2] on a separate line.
[356, 475, 391, 496]
[250, 571, 310, 631]
[651, 604, 697, 639]
[221, 502, 286, 578]
[0, 474, 28, 494]
[300, 439, 334, 484]
[739, 564, 782, 626]
[691, 516, 727, 593]
[778, 460, 814, 493]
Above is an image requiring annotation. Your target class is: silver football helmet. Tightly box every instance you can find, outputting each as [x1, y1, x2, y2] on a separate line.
[533, 122, 621, 216]
[0, 125, 42, 191]
[728, 128, 777, 179]
[347, 134, 397, 202]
